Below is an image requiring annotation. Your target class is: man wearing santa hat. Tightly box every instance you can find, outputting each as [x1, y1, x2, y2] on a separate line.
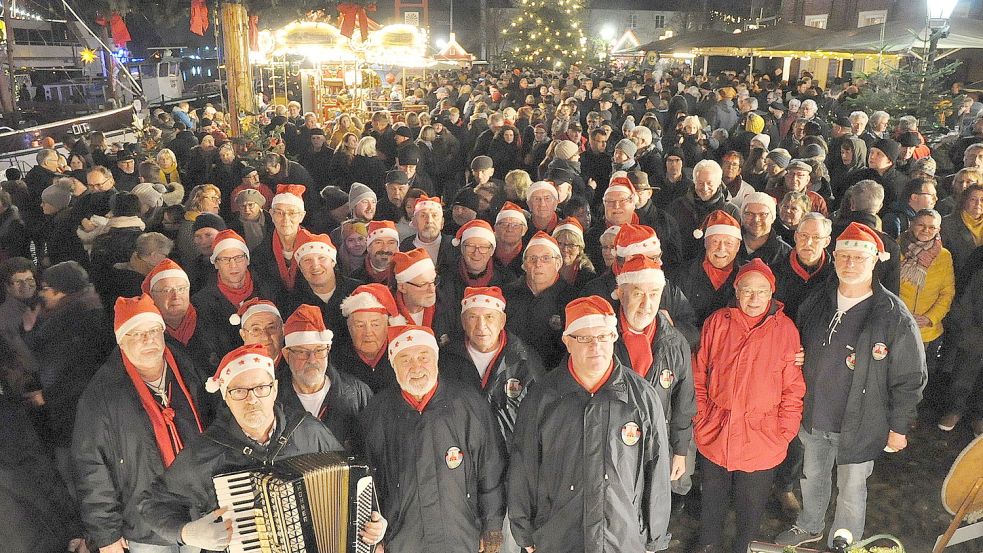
[503, 231, 578, 368]
[392, 248, 441, 330]
[249, 184, 308, 292]
[287, 228, 362, 345]
[334, 283, 401, 392]
[679, 210, 745, 326]
[584, 176, 639, 269]
[358, 324, 506, 553]
[191, 229, 280, 358]
[399, 194, 458, 273]
[232, 298, 284, 365]
[353, 220, 400, 284]
[140, 343, 387, 551]
[493, 201, 529, 276]
[508, 296, 672, 553]
[144, 258, 216, 376]
[277, 304, 371, 450]
[523, 181, 560, 240]
[74, 295, 207, 553]
[776, 222, 926, 549]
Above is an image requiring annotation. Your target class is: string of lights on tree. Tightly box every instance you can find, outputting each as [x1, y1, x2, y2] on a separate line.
[504, 0, 589, 68]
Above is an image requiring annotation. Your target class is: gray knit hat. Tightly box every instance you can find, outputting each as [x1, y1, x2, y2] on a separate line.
[349, 182, 377, 210]
[615, 138, 638, 157]
[766, 148, 792, 169]
[131, 182, 166, 209]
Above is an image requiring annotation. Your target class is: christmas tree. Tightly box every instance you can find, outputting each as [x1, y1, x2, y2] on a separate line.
[505, 0, 589, 68]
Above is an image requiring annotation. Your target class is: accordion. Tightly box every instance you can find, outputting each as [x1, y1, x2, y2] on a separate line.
[212, 452, 377, 553]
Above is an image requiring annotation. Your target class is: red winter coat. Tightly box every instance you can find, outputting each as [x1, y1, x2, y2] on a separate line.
[693, 302, 805, 472]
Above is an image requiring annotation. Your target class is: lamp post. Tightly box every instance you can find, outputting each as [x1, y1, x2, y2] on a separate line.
[600, 25, 615, 69]
[926, 0, 958, 69]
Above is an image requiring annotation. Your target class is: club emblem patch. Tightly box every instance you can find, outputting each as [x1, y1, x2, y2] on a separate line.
[621, 422, 641, 446]
[659, 369, 675, 389]
[445, 447, 463, 469]
[845, 352, 856, 370]
[505, 378, 523, 399]
[872, 342, 888, 361]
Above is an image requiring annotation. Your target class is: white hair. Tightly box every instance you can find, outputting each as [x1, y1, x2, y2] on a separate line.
[630, 126, 652, 146]
[850, 111, 869, 125]
[693, 159, 723, 180]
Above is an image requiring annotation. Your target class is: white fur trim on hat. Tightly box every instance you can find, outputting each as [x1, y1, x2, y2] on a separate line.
[461, 294, 506, 313]
[115, 311, 166, 343]
[694, 224, 743, 240]
[149, 269, 189, 291]
[294, 240, 337, 264]
[367, 226, 400, 246]
[563, 313, 618, 337]
[496, 208, 527, 225]
[526, 181, 559, 200]
[388, 328, 439, 360]
[452, 225, 497, 247]
[271, 192, 305, 209]
[615, 238, 660, 259]
[601, 225, 621, 240]
[395, 256, 436, 284]
[205, 354, 276, 395]
[554, 223, 583, 239]
[835, 239, 890, 261]
[210, 237, 250, 264]
[604, 184, 634, 199]
[616, 268, 666, 288]
[414, 198, 442, 214]
[284, 329, 334, 347]
[229, 303, 281, 326]
[526, 236, 561, 258]
[341, 291, 385, 317]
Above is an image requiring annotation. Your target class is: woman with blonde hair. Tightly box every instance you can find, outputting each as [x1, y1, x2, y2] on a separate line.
[504, 169, 532, 203]
[552, 217, 595, 291]
[175, 183, 221, 266]
[352, 135, 386, 193]
[329, 131, 359, 188]
[329, 113, 357, 148]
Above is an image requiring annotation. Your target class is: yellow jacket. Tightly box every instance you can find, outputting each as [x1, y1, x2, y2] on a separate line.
[899, 247, 955, 342]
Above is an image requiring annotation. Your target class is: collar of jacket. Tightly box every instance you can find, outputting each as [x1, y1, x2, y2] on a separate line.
[554, 356, 630, 403]
[208, 402, 302, 461]
[823, 276, 890, 307]
[393, 377, 449, 414]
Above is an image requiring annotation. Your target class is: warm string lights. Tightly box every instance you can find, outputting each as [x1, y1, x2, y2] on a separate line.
[505, 0, 589, 67]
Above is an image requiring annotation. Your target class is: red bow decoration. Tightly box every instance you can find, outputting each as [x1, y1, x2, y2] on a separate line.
[249, 15, 260, 51]
[337, 2, 376, 41]
[109, 12, 131, 47]
[190, 0, 209, 36]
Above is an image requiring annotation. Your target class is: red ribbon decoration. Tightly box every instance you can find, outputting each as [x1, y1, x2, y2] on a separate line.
[337, 2, 376, 41]
[190, 0, 209, 36]
[249, 15, 260, 51]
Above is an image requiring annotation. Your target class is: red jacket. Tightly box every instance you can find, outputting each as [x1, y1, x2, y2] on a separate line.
[693, 302, 805, 472]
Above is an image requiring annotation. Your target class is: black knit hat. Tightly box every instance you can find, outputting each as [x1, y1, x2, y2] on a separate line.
[192, 212, 227, 233]
[872, 138, 901, 164]
[42, 261, 89, 294]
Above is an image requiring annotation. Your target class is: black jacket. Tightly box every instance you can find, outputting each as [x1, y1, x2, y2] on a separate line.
[276, 364, 372, 450]
[140, 404, 341, 545]
[678, 256, 737, 328]
[72, 348, 207, 547]
[433, 260, 515, 341]
[438, 331, 546, 446]
[190, 270, 281, 360]
[613, 311, 696, 455]
[398, 233, 459, 274]
[283, 273, 362, 346]
[635, 200, 684, 271]
[772, 251, 834, 320]
[668, 187, 741, 263]
[737, 230, 792, 267]
[508, 358, 672, 553]
[358, 378, 507, 553]
[332, 344, 399, 393]
[797, 280, 926, 464]
[503, 277, 578, 368]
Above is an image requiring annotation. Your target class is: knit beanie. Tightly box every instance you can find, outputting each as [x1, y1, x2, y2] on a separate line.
[872, 138, 901, 165]
[615, 138, 638, 157]
[42, 261, 89, 294]
[192, 212, 227, 233]
[766, 148, 792, 169]
[349, 182, 377, 209]
[131, 182, 167, 209]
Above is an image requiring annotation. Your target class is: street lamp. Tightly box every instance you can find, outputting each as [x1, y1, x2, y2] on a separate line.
[926, 0, 958, 68]
[600, 25, 615, 69]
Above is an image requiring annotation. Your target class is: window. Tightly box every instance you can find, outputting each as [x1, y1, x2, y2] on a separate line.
[653, 15, 666, 28]
[858, 10, 887, 27]
[628, 13, 638, 29]
[804, 14, 828, 29]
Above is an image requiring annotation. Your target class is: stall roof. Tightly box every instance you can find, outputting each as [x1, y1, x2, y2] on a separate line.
[824, 17, 983, 54]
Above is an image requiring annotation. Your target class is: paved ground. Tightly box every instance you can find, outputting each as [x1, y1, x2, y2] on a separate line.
[665, 406, 982, 552]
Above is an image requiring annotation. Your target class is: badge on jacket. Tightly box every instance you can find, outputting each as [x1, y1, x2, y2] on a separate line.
[872, 342, 888, 361]
[445, 447, 463, 469]
[549, 314, 562, 331]
[659, 369, 674, 389]
[505, 378, 523, 399]
[845, 352, 856, 370]
[621, 422, 641, 446]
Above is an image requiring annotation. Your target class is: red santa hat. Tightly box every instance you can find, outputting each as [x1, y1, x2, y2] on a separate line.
[114, 294, 166, 343]
[553, 216, 584, 241]
[210, 229, 250, 264]
[525, 231, 562, 259]
[461, 286, 506, 314]
[601, 224, 621, 243]
[387, 324, 439, 361]
[293, 228, 337, 264]
[734, 258, 777, 291]
[452, 219, 497, 248]
[615, 255, 666, 299]
[341, 283, 399, 318]
[283, 304, 334, 348]
[563, 295, 618, 337]
[366, 220, 400, 246]
[835, 222, 890, 261]
[495, 201, 528, 225]
[228, 297, 281, 326]
[393, 248, 436, 284]
[413, 194, 443, 215]
[141, 258, 189, 295]
[526, 180, 559, 201]
[205, 343, 276, 395]
[693, 210, 743, 240]
[604, 176, 636, 199]
[271, 184, 306, 209]
[614, 224, 661, 260]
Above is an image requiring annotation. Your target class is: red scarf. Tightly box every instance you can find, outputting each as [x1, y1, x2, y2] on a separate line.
[166, 305, 197, 346]
[402, 381, 438, 413]
[364, 258, 392, 284]
[702, 259, 733, 290]
[396, 292, 435, 328]
[790, 250, 826, 282]
[619, 310, 658, 378]
[121, 348, 203, 467]
[272, 230, 299, 291]
[568, 357, 615, 394]
[533, 212, 559, 233]
[357, 346, 386, 369]
[217, 271, 254, 306]
[560, 263, 580, 286]
[459, 258, 494, 288]
[495, 243, 522, 267]
[478, 333, 509, 390]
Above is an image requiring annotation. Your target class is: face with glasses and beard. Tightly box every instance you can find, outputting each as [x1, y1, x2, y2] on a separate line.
[284, 343, 330, 392]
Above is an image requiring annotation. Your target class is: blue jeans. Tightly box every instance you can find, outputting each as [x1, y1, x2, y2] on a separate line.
[126, 542, 200, 553]
[795, 426, 874, 548]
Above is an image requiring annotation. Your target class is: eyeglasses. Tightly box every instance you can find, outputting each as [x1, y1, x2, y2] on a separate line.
[557, 241, 580, 250]
[226, 383, 275, 401]
[288, 346, 330, 360]
[833, 252, 873, 265]
[794, 232, 829, 244]
[736, 287, 771, 299]
[124, 326, 165, 342]
[87, 179, 111, 188]
[270, 208, 305, 219]
[215, 254, 248, 265]
[463, 243, 493, 254]
[496, 221, 525, 230]
[525, 254, 560, 265]
[201, 194, 221, 201]
[405, 278, 438, 290]
[153, 285, 190, 296]
[743, 211, 771, 220]
[569, 332, 616, 344]
[243, 322, 282, 337]
[603, 197, 632, 207]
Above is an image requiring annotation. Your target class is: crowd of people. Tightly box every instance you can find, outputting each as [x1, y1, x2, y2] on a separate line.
[2, 62, 982, 553]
